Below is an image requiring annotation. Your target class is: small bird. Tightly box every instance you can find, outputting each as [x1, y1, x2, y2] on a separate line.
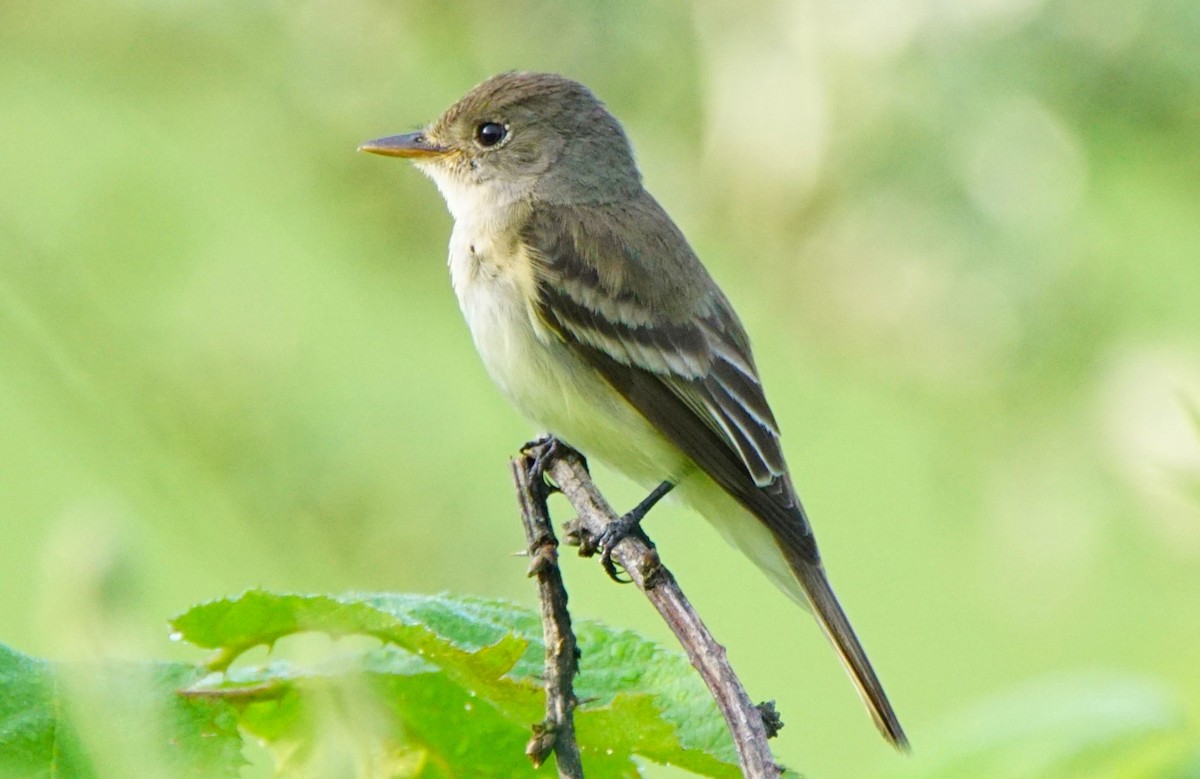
[361, 71, 907, 749]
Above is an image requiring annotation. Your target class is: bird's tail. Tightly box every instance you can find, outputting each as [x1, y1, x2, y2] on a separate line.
[787, 551, 910, 751]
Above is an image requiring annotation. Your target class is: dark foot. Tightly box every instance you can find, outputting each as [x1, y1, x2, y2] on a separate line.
[521, 436, 588, 498]
[521, 436, 563, 497]
[595, 517, 644, 583]
[597, 481, 674, 581]
[521, 433, 557, 456]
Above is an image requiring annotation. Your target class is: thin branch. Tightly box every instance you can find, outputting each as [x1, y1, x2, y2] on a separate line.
[511, 454, 585, 779]
[535, 441, 784, 779]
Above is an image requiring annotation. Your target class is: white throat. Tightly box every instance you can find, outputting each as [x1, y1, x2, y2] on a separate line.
[417, 162, 527, 230]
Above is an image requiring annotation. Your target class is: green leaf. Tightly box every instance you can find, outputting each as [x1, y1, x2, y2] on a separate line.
[173, 590, 755, 778]
[0, 643, 242, 779]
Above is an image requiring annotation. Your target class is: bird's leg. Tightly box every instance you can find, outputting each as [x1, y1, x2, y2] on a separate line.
[598, 480, 675, 581]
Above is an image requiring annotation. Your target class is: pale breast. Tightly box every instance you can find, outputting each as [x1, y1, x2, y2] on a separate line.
[447, 223, 690, 487]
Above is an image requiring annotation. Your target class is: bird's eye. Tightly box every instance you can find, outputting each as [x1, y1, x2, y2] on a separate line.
[475, 122, 507, 147]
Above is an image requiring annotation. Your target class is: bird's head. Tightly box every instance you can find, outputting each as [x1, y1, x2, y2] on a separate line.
[360, 72, 642, 215]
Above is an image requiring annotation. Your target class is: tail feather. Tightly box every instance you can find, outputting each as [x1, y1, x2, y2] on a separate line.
[789, 553, 910, 751]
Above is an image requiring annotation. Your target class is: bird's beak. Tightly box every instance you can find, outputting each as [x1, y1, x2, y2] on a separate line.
[358, 132, 448, 159]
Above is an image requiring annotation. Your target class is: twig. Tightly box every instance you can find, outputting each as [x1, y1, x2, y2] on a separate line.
[511, 454, 585, 779]
[533, 441, 784, 779]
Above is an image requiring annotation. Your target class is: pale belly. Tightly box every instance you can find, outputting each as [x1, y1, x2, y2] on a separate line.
[447, 234, 799, 603]
[450, 241, 690, 486]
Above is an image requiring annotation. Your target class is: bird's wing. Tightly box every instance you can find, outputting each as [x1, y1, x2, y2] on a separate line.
[522, 195, 818, 562]
[524, 197, 915, 749]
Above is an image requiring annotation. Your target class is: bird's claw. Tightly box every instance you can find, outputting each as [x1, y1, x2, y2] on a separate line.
[521, 436, 563, 496]
[520, 436, 589, 498]
[596, 513, 644, 583]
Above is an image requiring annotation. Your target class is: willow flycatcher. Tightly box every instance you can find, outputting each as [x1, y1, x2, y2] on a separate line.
[360, 71, 907, 749]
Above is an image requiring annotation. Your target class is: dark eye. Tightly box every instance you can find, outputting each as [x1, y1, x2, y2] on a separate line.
[475, 122, 507, 147]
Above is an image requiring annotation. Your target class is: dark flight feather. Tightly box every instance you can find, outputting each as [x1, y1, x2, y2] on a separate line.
[522, 193, 812, 559]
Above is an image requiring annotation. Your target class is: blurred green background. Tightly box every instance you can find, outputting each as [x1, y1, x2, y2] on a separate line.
[2, 0, 1198, 776]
